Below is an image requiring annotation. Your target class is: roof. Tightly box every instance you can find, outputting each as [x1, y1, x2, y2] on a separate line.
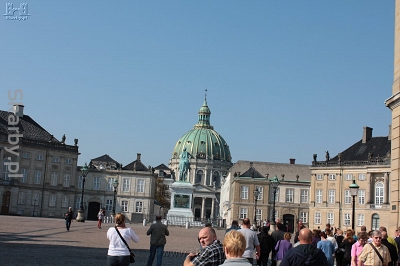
[123, 160, 148, 171]
[154, 163, 170, 170]
[231, 160, 311, 182]
[89, 154, 121, 170]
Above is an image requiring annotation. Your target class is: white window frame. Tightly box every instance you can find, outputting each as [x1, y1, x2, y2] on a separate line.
[240, 208, 248, 219]
[256, 209, 262, 221]
[137, 179, 144, 193]
[123, 178, 130, 192]
[300, 211, 308, 223]
[345, 174, 353, 180]
[327, 212, 334, 225]
[358, 173, 366, 181]
[22, 152, 30, 159]
[241, 186, 249, 199]
[328, 190, 335, 204]
[357, 214, 365, 226]
[255, 186, 263, 201]
[50, 172, 58, 186]
[93, 177, 100, 190]
[107, 178, 115, 191]
[32, 193, 39, 205]
[329, 174, 336, 180]
[286, 189, 294, 203]
[121, 200, 128, 212]
[76, 197, 81, 209]
[18, 191, 26, 204]
[2, 158, 10, 181]
[135, 201, 143, 213]
[316, 174, 323, 180]
[358, 190, 365, 204]
[20, 168, 28, 183]
[63, 174, 70, 187]
[36, 154, 43, 161]
[314, 212, 321, 224]
[65, 158, 72, 164]
[375, 182, 384, 206]
[345, 190, 352, 204]
[34, 170, 42, 184]
[106, 199, 113, 211]
[316, 189, 322, 204]
[52, 156, 60, 163]
[300, 189, 308, 203]
[344, 213, 351, 226]
[49, 194, 56, 207]
[62, 195, 69, 208]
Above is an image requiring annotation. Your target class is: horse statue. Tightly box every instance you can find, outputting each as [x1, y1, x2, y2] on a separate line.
[178, 148, 190, 182]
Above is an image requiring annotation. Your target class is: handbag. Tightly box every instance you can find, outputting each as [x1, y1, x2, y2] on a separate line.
[115, 226, 135, 263]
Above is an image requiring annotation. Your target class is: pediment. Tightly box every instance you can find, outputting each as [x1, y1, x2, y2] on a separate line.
[192, 184, 215, 193]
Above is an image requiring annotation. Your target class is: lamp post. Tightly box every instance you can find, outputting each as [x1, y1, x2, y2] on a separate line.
[253, 188, 260, 228]
[32, 198, 37, 217]
[112, 178, 119, 217]
[269, 176, 280, 232]
[349, 178, 359, 230]
[76, 163, 89, 222]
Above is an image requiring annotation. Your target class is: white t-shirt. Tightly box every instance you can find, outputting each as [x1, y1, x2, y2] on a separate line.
[107, 227, 139, 256]
[238, 228, 260, 258]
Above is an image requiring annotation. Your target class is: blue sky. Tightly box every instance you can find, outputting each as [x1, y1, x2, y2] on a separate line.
[0, 1, 395, 168]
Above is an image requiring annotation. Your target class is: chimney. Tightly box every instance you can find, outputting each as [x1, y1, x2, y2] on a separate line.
[389, 125, 392, 140]
[13, 104, 24, 117]
[250, 161, 253, 168]
[362, 126, 373, 144]
[137, 153, 141, 161]
[289, 158, 296, 164]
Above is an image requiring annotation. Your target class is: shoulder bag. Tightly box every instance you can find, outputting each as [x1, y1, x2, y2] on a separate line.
[369, 243, 384, 264]
[115, 226, 135, 263]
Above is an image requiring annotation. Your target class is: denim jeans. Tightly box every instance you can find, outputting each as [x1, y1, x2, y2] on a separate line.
[65, 220, 71, 231]
[146, 245, 164, 266]
[107, 255, 130, 266]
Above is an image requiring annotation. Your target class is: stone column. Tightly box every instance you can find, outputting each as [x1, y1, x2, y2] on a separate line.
[210, 198, 215, 219]
[201, 197, 206, 219]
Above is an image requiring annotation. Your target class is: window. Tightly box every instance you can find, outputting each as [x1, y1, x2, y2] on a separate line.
[20, 168, 28, 183]
[106, 199, 113, 211]
[50, 172, 58, 186]
[270, 188, 280, 202]
[358, 190, 365, 204]
[62, 195, 69, 208]
[329, 174, 336, 180]
[196, 170, 203, 183]
[121, 201, 128, 212]
[78, 176, 84, 190]
[36, 154, 43, 160]
[255, 186, 263, 201]
[328, 190, 335, 204]
[372, 214, 380, 230]
[357, 214, 365, 226]
[93, 177, 100, 190]
[314, 212, 321, 224]
[345, 190, 352, 204]
[286, 189, 294, 203]
[358, 174, 366, 181]
[135, 201, 143, 213]
[65, 158, 72, 164]
[52, 156, 59, 163]
[49, 194, 56, 207]
[316, 189, 322, 204]
[123, 178, 130, 192]
[375, 182, 384, 206]
[241, 186, 249, 199]
[22, 152, 30, 159]
[345, 174, 353, 180]
[256, 209, 262, 221]
[137, 179, 144, 193]
[301, 190, 308, 203]
[344, 213, 351, 226]
[107, 178, 115, 191]
[270, 209, 278, 221]
[213, 171, 220, 188]
[300, 212, 308, 223]
[76, 197, 81, 209]
[34, 170, 42, 184]
[63, 174, 70, 187]
[327, 212, 334, 225]
[2, 158, 10, 180]
[18, 192, 26, 204]
[158, 170, 164, 177]
[316, 174, 323, 180]
[240, 208, 248, 219]
[32, 193, 39, 205]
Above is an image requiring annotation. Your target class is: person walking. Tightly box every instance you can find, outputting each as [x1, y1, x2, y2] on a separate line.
[358, 230, 390, 266]
[64, 207, 73, 231]
[351, 232, 368, 266]
[98, 208, 105, 229]
[238, 218, 261, 264]
[341, 229, 356, 266]
[275, 232, 292, 266]
[146, 215, 169, 266]
[257, 227, 274, 266]
[317, 231, 335, 266]
[107, 213, 139, 266]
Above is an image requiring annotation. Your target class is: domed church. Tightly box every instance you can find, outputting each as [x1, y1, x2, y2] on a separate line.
[169, 97, 233, 221]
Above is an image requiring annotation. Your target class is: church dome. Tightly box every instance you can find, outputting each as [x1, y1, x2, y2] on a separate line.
[172, 99, 232, 162]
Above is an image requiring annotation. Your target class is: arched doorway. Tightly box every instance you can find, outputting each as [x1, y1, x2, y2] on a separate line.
[283, 214, 294, 233]
[87, 202, 101, 221]
[372, 213, 380, 230]
[1, 191, 11, 214]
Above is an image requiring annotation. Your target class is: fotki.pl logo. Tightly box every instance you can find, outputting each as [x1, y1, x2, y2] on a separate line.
[3, 3, 30, 21]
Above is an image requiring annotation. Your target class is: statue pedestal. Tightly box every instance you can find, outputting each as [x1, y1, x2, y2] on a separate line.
[167, 181, 194, 224]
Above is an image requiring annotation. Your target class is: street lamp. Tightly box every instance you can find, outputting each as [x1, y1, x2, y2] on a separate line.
[32, 198, 37, 217]
[112, 178, 119, 217]
[76, 163, 89, 222]
[253, 188, 260, 228]
[349, 178, 359, 230]
[269, 176, 280, 232]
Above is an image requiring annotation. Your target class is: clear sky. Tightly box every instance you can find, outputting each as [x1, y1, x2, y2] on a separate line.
[0, 1, 395, 168]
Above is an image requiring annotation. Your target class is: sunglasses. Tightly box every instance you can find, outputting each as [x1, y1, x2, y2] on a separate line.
[374, 237, 382, 239]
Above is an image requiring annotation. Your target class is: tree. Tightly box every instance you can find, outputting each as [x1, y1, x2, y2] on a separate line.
[155, 177, 170, 210]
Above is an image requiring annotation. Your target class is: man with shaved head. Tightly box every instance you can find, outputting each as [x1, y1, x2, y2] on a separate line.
[280, 228, 328, 266]
[184, 227, 225, 266]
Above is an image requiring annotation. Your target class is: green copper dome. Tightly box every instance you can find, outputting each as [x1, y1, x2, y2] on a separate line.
[172, 99, 232, 162]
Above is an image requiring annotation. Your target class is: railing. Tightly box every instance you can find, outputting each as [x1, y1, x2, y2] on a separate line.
[369, 204, 390, 210]
[312, 159, 389, 167]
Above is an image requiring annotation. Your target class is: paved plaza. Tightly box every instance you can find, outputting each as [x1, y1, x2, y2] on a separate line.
[0, 215, 227, 266]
